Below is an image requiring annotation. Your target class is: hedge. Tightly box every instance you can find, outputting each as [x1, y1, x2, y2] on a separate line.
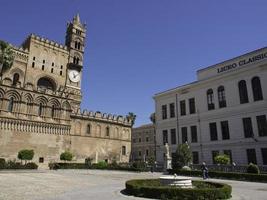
[169, 169, 267, 183]
[125, 179, 232, 200]
[0, 159, 38, 170]
[48, 162, 147, 172]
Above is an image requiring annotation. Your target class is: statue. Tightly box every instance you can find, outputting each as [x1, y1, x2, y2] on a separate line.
[164, 143, 172, 170]
[165, 143, 170, 159]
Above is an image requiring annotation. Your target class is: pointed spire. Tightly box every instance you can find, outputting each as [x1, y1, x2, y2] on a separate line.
[73, 13, 81, 24]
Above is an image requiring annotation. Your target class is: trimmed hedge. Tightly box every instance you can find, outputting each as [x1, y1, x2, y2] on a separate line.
[48, 162, 147, 172]
[0, 159, 38, 170]
[169, 169, 267, 183]
[125, 179, 232, 200]
[50, 163, 88, 169]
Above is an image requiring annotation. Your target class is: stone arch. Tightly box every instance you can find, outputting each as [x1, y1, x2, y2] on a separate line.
[105, 126, 110, 137]
[0, 88, 5, 98]
[23, 93, 33, 102]
[62, 101, 71, 110]
[5, 90, 21, 101]
[114, 127, 119, 139]
[122, 129, 126, 140]
[36, 76, 57, 91]
[10, 67, 24, 76]
[23, 93, 34, 114]
[12, 73, 20, 86]
[126, 129, 130, 140]
[35, 96, 48, 117]
[48, 98, 61, 119]
[96, 124, 101, 137]
[86, 123, 91, 134]
[5, 90, 21, 113]
[35, 96, 48, 105]
[48, 98, 61, 107]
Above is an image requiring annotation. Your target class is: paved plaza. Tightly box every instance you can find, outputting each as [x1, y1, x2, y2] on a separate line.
[0, 170, 266, 200]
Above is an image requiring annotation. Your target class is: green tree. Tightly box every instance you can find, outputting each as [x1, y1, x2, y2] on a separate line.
[214, 154, 230, 165]
[172, 143, 192, 169]
[0, 40, 14, 76]
[17, 149, 34, 164]
[127, 112, 136, 126]
[60, 151, 73, 162]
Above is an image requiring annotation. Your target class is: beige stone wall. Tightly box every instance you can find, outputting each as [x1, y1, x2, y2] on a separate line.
[24, 35, 69, 91]
[0, 129, 70, 164]
[70, 116, 131, 163]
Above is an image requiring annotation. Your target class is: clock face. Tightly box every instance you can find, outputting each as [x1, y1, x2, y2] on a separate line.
[68, 70, 80, 83]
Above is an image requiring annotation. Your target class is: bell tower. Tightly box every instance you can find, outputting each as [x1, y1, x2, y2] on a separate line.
[65, 14, 86, 109]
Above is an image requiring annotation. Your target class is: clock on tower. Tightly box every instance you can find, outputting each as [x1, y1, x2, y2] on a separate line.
[65, 14, 86, 107]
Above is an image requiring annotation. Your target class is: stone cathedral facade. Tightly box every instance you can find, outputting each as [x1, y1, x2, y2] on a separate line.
[0, 15, 132, 167]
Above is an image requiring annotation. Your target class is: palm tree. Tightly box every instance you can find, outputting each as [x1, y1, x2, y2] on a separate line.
[0, 40, 14, 77]
[150, 112, 156, 124]
[127, 112, 136, 126]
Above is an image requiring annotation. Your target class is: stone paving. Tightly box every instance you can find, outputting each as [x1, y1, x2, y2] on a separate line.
[0, 169, 266, 200]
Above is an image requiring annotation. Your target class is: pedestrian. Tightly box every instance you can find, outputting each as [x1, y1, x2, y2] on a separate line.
[201, 162, 208, 179]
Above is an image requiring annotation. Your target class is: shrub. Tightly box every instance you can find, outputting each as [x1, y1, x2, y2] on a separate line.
[92, 160, 108, 169]
[6, 160, 21, 169]
[25, 162, 38, 169]
[0, 158, 6, 169]
[131, 161, 147, 170]
[85, 157, 93, 167]
[247, 163, 260, 174]
[214, 154, 230, 165]
[125, 179, 232, 200]
[60, 151, 73, 162]
[49, 162, 60, 170]
[172, 143, 192, 170]
[17, 149, 34, 164]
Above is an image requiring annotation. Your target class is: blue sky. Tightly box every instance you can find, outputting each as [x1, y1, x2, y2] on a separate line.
[1, 0, 267, 126]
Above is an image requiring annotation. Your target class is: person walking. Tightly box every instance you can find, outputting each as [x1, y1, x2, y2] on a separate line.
[201, 162, 208, 179]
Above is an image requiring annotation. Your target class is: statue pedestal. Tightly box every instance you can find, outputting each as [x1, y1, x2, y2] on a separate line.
[165, 157, 172, 171]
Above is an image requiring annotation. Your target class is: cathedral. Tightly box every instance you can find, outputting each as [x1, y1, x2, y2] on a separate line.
[0, 15, 132, 167]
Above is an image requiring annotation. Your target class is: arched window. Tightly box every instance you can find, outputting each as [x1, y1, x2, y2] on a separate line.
[238, 80, 249, 104]
[37, 77, 56, 91]
[252, 77, 263, 101]
[77, 42, 81, 50]
[122, 146, 126, 156]
[96, 125, 101, 136]
[87, 124, 91, 134]
[73, 57, 76, 64]
[106, 127, 110, 137]
[38, 103, 43, 116]
[12, 73, 20, 86]
[218, 86, 226, 108]
[51, 105, 55, 118]
[207, 89, 214, 110]
[76, 57, 79, 64]
[7, 97, 14, 112]
[75, 41, 78, 49]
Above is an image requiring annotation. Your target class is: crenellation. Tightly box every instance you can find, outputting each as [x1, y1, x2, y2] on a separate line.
[30, 33, 69, 52]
